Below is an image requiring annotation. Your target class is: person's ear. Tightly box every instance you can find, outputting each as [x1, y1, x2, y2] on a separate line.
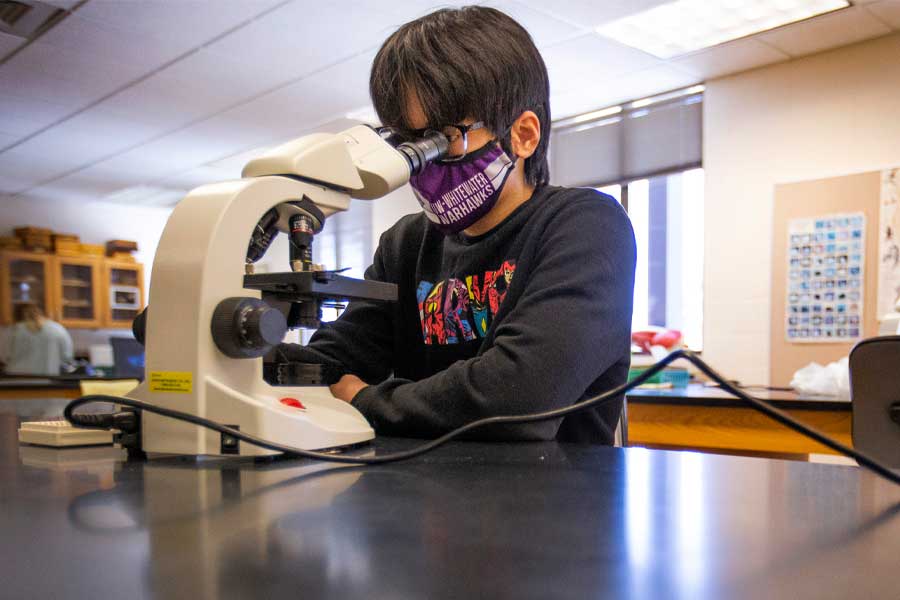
[509, 110, 540, 159]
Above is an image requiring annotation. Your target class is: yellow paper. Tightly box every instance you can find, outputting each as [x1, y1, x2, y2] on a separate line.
[80, 379, 140, 397]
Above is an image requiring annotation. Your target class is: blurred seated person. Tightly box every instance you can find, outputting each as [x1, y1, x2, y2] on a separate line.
[3, 304, 73, 375]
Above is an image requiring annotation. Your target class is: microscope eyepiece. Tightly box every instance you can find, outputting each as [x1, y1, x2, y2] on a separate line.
[395, 130, 450, 175]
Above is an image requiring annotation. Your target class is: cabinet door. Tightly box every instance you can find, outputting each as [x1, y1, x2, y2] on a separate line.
[54, 256, 103, 328]
[103, 261, 145, 328]
[0, 251, 55, 325]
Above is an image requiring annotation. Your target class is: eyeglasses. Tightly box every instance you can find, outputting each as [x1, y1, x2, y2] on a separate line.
[378, 121, 486, 161]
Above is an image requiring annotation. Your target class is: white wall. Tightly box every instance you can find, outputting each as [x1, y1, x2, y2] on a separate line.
[0, 193, 172, 355]
[372, 186, 421, 244]
[703, 32, 900, 385]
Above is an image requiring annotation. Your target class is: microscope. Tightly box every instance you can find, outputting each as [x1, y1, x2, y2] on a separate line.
[126, 125, 448, 457]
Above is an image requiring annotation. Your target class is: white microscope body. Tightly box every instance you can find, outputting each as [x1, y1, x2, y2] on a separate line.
[126, 125, 439, 457]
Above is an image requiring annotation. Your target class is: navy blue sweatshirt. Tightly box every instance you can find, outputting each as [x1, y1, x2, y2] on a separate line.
[278, 185, 636, 443]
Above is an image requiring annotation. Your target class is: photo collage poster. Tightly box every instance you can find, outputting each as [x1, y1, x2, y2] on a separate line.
[877, 168, 900, 318]
[786, 212, 866, 343]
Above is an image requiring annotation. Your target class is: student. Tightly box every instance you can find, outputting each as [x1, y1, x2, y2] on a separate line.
[277, 6, 636, 443]
[3, 304, 73, 375]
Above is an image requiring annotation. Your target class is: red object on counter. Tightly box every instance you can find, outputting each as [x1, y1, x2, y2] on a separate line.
[632, 328, 683, 354]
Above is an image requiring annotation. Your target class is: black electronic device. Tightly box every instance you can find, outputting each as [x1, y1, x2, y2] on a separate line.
[110, 337, 145, 380]
[849, 335, 900, 470]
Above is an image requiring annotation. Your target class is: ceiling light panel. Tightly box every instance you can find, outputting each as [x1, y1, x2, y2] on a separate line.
[595, 0, 850, 59]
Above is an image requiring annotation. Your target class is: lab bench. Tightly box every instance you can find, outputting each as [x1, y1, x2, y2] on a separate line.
[3, 414, 898, 599]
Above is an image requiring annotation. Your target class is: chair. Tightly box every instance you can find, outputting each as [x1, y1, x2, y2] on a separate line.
[849, 336, 900, 469]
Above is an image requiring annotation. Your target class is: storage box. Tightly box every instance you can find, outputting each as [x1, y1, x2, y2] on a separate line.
[22, 234, 52, 252]
[14, 226, 53, 238]
[627, 366, 691, 388]
[80, 244, 105, 256]
[106, 239, 138, 256]
[0, 236, 23, 250]
[55, 240, 82, 256]
[52, 233, 79, 242]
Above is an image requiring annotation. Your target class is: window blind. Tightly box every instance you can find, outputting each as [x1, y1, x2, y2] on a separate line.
[550, 92, 702, 187]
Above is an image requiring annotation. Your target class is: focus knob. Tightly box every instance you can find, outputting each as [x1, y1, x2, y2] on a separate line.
[132, 307, 147, 346]
[211, 297, 287, 359]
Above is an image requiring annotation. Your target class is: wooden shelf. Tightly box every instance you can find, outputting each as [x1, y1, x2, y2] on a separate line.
[1, 251, 144, 329]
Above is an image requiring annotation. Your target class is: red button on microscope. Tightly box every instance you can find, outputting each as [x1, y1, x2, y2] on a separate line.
[279, 397, 306, 409]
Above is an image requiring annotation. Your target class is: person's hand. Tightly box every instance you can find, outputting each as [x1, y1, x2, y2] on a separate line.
[330, 374, 368, 403]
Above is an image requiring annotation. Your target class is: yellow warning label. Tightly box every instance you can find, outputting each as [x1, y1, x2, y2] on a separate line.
[149, 371, 193, 394]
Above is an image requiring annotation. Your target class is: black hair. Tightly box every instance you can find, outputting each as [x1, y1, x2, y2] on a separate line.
[370, 6, 551, 187]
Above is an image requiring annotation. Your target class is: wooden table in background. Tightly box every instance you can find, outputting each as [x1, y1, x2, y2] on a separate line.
[626, 384, 852, 458]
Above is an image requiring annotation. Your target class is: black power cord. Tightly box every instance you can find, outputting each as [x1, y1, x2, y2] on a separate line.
[64, 349, 900, 486]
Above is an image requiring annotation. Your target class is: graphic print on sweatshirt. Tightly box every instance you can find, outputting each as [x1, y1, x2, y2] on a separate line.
[415, 260, 517, 345]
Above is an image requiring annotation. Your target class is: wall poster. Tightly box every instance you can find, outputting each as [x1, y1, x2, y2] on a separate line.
[786, 212, 866, 343]
[878, 168, 900, 319]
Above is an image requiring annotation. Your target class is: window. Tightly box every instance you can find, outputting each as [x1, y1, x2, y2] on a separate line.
[554, 86, 705, 351]
[603, 169, 704, 350]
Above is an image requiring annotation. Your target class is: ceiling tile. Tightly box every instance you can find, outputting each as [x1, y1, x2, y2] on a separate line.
[97, 49, 296, 134]
[86, 111, 285, 184]
[485, 1, 583, 47]
[75, 0, 286, 47]
[31, 162, 152, 200]
[41, 0, 82, 9]
[0, 108, 171, 190]
[16, 180, 129, 204]
[0, 40, 149, 107]
[672, 38, 789, 80]
[0, 31, 24, 59]
[550, 65, 699, 119]
[217, 52, 375, 141]
[156, 165, 237, 191]
[517, 0, 671, 29]
[0, 95, 71, 138]
[0, 146, 82, 194]
[35, 14, 188, 72]
[0, 132, 16, 147]
[757, 6, 892, 57]
[201, 2, 401, 82]
[865, 0, 900, 29]
[351, 0, 477, 22]
[541, 33, 662, 95]
[154, 48, 295, 102]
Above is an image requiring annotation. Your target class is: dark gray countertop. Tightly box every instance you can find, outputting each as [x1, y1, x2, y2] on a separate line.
[627, 382, 850, 410]
[2, 416, 899, 599]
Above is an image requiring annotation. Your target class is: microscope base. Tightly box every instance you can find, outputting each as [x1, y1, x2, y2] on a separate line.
[134, 379, 374, 457]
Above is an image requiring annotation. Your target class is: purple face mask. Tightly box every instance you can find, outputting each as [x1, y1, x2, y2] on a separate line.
[409, 141, 515, 234]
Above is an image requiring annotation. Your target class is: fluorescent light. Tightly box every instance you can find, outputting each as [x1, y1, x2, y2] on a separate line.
[595, 0, 849, 59]
[552, 105, 624, 128]
[572, 105, 623, 124]
[570, 117, 622, 134]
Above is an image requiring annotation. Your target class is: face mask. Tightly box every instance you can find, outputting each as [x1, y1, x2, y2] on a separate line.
[409, 141, 515, 234]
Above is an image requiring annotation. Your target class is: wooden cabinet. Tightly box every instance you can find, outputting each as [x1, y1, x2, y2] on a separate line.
[53, 255, 104, 328]
[0, 251, 55, 326]
[0, 251, 144, 329]
[102, 260, 145, 329]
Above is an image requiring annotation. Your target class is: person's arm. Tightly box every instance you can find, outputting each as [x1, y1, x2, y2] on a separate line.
[274, 233, 397, 385]
[351, 197, 636, 440]
[1, 328, 14, 373]
[59, 325, 74, 365]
